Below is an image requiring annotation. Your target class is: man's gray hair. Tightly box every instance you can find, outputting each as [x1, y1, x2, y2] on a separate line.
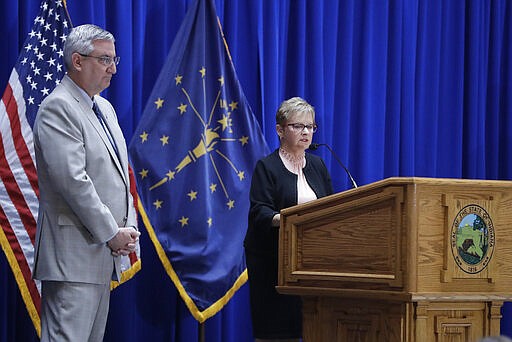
[276, 97, 315, 125]
[63, 24, 115, 70]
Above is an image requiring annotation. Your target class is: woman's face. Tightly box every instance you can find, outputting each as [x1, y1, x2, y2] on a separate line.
[277, 111, 315, 153]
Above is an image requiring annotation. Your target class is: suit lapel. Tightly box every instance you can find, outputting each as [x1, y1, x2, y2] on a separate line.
[98, 105, 129, 174]
[88, 103, 127, 184]
[61, 76, 128, 186]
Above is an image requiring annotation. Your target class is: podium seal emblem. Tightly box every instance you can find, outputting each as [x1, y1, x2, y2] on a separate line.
[450, 204, 495, 274]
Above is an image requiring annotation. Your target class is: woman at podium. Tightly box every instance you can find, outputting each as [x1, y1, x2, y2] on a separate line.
[244, 97, 333, 341]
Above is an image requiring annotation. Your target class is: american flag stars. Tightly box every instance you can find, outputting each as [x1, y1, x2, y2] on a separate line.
[18, 1, 69, 120]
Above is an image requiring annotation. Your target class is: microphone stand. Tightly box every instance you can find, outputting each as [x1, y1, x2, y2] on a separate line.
[309, 143, 358, 189]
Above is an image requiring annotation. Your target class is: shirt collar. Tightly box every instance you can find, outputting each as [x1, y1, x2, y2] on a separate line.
[64, 74, 94, 109]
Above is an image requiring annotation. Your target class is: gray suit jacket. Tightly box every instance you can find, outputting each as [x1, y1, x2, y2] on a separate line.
[33, 75, 136, 284]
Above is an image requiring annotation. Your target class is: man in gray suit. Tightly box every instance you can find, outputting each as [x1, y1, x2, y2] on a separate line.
[33, 24, 140, 341]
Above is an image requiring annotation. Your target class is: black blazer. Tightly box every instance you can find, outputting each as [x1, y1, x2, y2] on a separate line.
[244, 149, 333, 255]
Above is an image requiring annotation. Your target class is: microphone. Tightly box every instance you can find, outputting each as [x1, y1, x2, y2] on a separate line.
[308, 143, 358, 188]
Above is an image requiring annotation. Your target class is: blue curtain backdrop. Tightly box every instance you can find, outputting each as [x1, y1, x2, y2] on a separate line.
[1, 0, 511, 341]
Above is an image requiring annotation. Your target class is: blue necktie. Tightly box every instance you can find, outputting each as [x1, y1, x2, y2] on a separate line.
[92, 102, 119, 157]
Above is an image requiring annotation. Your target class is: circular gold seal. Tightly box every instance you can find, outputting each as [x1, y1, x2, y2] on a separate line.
[450, 204, 495, 274]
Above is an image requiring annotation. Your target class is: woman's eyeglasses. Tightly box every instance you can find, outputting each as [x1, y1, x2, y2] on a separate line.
[287, 123, 318, 133]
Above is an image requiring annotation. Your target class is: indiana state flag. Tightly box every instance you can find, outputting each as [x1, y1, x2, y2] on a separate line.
[128, 0, 269, 322]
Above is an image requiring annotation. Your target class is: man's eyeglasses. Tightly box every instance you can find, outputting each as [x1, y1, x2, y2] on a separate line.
[78, 53, 120, 66]
[287, 123, 318, 133]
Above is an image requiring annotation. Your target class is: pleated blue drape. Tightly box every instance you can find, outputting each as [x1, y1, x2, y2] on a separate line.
[1, 1, 511, 341]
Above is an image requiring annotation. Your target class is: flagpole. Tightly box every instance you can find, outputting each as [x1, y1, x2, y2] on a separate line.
[198, 322, 205, 342]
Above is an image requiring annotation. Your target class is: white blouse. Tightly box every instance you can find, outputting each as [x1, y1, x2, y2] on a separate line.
[279, 148, 317, 204]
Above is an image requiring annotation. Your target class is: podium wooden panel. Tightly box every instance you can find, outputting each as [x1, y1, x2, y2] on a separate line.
[277, 177, 512, 342]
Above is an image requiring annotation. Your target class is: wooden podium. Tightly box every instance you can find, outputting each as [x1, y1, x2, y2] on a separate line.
[277, 177, 512, 342]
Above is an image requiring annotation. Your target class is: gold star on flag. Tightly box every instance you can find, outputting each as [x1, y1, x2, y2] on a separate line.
[160, 135, 169, 145]
[154, 98, 164, 109]
[187, 190, 198, 201]
[166, 170, 176, 180]
[140, 131, 148, 143]
[239, 136, 249, 146]
[175, 74, 183, 85]
[218, 76, 224, 86]
[153, 199, 163, 209]
[209, 183, 217, 193]
[207, 217, 213, 227]
[237, 171, 245, 181]
[199, 66, 206, 78]
[179, 216, 189, 227]
[227, 199, 235, 209]
[178, 103, 187, 114]
[218, 114, 231, 131]
[229, 101, 238, 111]
[139, 169, 148, 179]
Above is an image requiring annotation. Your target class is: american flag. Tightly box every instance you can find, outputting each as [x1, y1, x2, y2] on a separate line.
[0, 0, 139, 337]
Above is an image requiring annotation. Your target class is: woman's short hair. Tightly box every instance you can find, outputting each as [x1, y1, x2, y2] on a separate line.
[276, 97, 315, 125]
[63, 24, 115, 70]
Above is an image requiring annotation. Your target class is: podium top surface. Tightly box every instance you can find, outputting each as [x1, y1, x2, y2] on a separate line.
[354, 176, 512, 189]
[281, 176, 512, 215]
